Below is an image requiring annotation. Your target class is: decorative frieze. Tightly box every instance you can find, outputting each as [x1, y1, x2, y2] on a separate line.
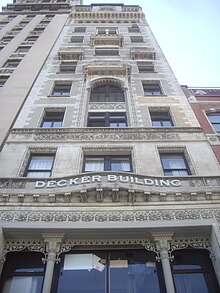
[0, 209, 219, 224]
[34, 132, 179, 142]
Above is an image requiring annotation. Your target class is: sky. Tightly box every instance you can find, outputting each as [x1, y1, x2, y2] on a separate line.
[1, 0, 220, 87]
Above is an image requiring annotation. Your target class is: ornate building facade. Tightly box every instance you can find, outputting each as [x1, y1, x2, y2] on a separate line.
[0, 1, 220, 292]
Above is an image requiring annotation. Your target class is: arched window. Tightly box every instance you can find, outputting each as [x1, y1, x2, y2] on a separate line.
[90, 84, 125, 102]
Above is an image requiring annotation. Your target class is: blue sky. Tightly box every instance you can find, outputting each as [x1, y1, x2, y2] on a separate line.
[1, 0, 220, 87]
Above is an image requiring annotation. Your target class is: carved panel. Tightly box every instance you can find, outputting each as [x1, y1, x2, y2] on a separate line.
[34, 132, 179, 142]
[0, 209, 218, 224]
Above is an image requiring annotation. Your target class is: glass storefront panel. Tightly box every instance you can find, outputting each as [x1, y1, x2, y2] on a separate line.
[55, 250, 164, 293]
[109, 251, 161, 293]
[172, 249, 220, 293]
[57, 252, 106, 293]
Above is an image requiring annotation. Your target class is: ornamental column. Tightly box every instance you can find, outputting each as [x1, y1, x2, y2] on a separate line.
[152, 232, 175, 293]
[41, 233, 64, 293]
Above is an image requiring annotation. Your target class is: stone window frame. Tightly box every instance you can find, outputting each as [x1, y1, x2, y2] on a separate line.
[130, 36, 144, 43]
[142, 80, 165, 96]
[49, 81, 72, 97]
[149, 107, 175, 127]
[157, 146, 196, 176]
[39, 107, 66, 128]
[81, 146, 135, 174]
[137, 61, 155, 73]
[70, 36, 84, 43]
[18, 147, 57, 177]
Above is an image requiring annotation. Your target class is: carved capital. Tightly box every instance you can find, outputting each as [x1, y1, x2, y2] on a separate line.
[42, 233, 64, 263]
[152, 232, 173, 260]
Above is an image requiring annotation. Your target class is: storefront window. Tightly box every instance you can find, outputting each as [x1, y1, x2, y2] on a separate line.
[171, 249, 220, 293]
[54, 250, 165, 293]
[0, 252, 45, 293]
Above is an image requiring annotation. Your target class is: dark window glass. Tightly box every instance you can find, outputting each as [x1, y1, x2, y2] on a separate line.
[4, 61, 20, 68]
[172, 250, 220, 293]
[160, 153, 191, 176]
[74, 27, 86, 32]
[0, 76, 9, 87]
[97, 27, 117, 35]
[84, 156, 132, 172]
[90, 85, 124, 102]
[207, 114, 220, 133]
[95, 48, 119, 56]
[51, 83, 71, 96]
[150, 111, 173, 127]
[54, 250, 165, 293]
[71, 36, 84, 43]
[88, 113, 127, 127]
[138, 62, 154, 73]
[130, 36, 143, 42]
[60, 63, 76, 73]
[25, 36, 39, 41]
[143, 83, 162, 95]
[0, 252, 45, 293]
[25, 154, 55, 178]
[41, 111, 64, 128]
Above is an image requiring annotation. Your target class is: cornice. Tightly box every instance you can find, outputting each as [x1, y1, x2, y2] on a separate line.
[8, 127, 205, 143]
[11, 127, 203, 134]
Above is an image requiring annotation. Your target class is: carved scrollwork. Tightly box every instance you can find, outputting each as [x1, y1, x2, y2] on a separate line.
[170, 236, 212, 254]
[0, 209, 218, 224]
[2, 239, 45, 262]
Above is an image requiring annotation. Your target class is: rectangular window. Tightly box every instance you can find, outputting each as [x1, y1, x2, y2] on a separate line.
[150, 110, 173, 127]
[16, 46, 31, 53]
[88, 113, 127, 127]
[59, 62, 77, 73]
[0, 76, 9, 87]
[25, 154, 55, 178]
[138, 62, 154, 73]
[41, 110, 64, 128]
[143, 82, 162, 95]
[207, 113, 220, 133]
[84, 155, 132, 172]
[25, 36, 39, 42]
[74, 27, 86, 33]
[51, 83, 71, 96]
[4, 60, 20, 68]
[130, 36, 143, 43]
[97, 27, 117, 35]
[70, 36, 84, 43]
[128, 25, 140, 33]
[0, 252, 45, 293]
[95, 48, 119, 56]
[160, 153, 191, 176]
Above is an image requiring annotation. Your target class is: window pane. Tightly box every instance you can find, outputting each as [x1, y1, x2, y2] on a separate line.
[110, 251, 160, 293]
[85, 158, 104, 172]
[110, 122, 127, 127]
[161, 153, 190, 176]
[57, 253, 105, 293]
[29, 156, 53, 170]
[26, 171, 51, 178]
[208, 115, 220, 123]
[174, 274, 209, 293]
[111, 157, 131, 172]
[2, 276, 43, 293]
[41, 121, 53, 128]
